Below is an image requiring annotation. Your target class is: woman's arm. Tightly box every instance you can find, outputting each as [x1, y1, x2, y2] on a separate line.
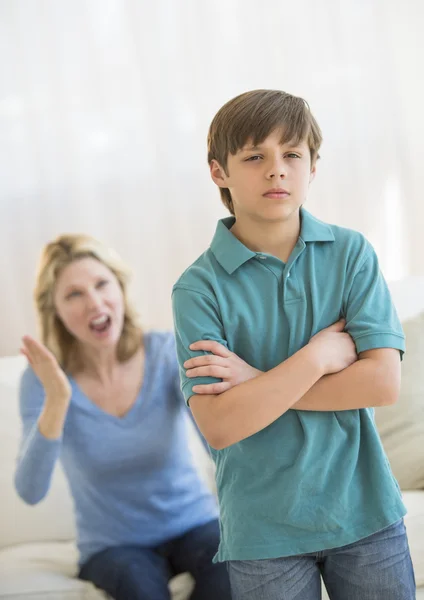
[15, 337, 72, 504]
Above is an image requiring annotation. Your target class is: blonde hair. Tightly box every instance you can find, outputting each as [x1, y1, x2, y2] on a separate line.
[207, 89, 323, 215]
[34, 234, 142, 372]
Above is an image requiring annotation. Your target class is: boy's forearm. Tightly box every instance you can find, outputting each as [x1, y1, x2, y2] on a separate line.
[292, 356, 399, 411]
[190, 344, 325, 449]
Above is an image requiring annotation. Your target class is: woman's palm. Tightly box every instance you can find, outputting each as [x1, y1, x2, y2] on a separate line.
[21, 335, 71, 401]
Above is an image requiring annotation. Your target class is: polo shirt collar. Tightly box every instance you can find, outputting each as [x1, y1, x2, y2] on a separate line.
[300, 208, 335, 242]
[210, 217, 257, 274]
[210, 209, 334, 275]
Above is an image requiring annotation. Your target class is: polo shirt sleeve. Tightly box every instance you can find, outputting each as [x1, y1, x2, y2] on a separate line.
[344, 243, 405, 358]
[172, 285, 228, 404]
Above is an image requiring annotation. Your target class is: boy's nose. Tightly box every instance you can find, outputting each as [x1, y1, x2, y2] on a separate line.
[267, 167, 287, 179]
[266, 158, 287, 179]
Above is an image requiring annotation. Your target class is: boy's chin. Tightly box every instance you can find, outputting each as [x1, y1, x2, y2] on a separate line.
[259, 205, 301, 223]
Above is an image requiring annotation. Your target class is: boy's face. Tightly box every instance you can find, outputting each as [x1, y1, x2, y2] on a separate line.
[210, 128, 316, 224]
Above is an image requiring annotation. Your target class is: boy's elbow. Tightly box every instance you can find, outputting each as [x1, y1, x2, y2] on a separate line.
[189, 394, 235, 450]
[363, 351, 401, 407]
[375, 374, 401, 407]
[203, 424, 244, 450]
[378, 387, 400, 407]
[208, 433, 232, 451]
[195, 422, 230, 450]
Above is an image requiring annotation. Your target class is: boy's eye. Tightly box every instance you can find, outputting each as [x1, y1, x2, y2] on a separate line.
[245, 155, 262, 162]
[286, 153, 301, 159]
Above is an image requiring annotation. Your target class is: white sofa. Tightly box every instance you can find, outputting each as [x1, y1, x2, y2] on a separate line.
[1, 277, 424, 599]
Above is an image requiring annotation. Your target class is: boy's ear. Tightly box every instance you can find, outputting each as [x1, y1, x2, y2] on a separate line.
[309, 163, 317, 184]
[210, 159, 228, 188]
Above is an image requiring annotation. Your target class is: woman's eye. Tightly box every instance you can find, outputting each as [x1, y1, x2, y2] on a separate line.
[96, 279, 109, 289]
[66, 290, 81, 299]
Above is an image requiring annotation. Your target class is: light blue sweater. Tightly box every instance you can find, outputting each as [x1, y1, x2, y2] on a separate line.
[15, 331, 218, 566]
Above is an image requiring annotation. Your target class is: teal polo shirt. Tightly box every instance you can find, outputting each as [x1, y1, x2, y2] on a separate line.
[172, 208, 406, 562]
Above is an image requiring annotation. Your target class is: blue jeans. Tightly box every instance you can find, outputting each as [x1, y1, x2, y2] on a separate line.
[79, 519, 231, 600]
[228, 519, 416, 600]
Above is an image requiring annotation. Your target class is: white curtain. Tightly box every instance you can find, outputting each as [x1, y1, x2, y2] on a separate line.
[1, 0, 423, 356]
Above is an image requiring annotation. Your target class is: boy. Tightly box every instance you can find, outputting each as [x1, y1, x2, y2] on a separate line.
[172, 90, 415, 599]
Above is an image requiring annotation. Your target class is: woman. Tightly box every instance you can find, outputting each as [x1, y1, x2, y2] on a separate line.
[14, 234, 232, 600]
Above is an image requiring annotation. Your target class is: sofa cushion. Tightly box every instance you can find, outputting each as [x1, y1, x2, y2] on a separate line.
[375, 312, 424, 490]
[0, 542, 194, 600]
[0, 541, 105, 600]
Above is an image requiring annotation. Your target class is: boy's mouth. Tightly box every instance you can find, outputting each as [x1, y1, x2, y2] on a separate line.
[263, 188, 290, 199]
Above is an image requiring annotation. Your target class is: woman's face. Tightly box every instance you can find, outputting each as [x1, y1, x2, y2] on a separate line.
[53, 257, 125, 351]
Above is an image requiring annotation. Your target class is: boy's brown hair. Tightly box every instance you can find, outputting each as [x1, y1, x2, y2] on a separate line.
[207, 89, 323, 215]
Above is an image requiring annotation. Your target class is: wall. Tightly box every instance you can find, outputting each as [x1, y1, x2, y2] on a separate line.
[1, 0, 423, 355]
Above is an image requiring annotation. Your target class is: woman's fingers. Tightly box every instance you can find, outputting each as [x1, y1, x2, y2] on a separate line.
[22, 335, 53, 364]
[189, 340, 231, 358]
[22, 336, 41, 357]
[23, 335, 47, 354]
[186, 365, 231, 379]
[21, 337, 40, 364]
[20, 347, 34, 366]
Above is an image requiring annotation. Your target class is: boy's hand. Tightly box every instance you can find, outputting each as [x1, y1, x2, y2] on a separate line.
[184, 340, 263, 394]
[308, 319, 358, 375]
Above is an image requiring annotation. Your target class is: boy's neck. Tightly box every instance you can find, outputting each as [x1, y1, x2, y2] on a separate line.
[230, 209, 301, 264]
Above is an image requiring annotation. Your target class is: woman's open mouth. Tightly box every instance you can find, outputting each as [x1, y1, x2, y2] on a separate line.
[89, 315, 111, 334]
